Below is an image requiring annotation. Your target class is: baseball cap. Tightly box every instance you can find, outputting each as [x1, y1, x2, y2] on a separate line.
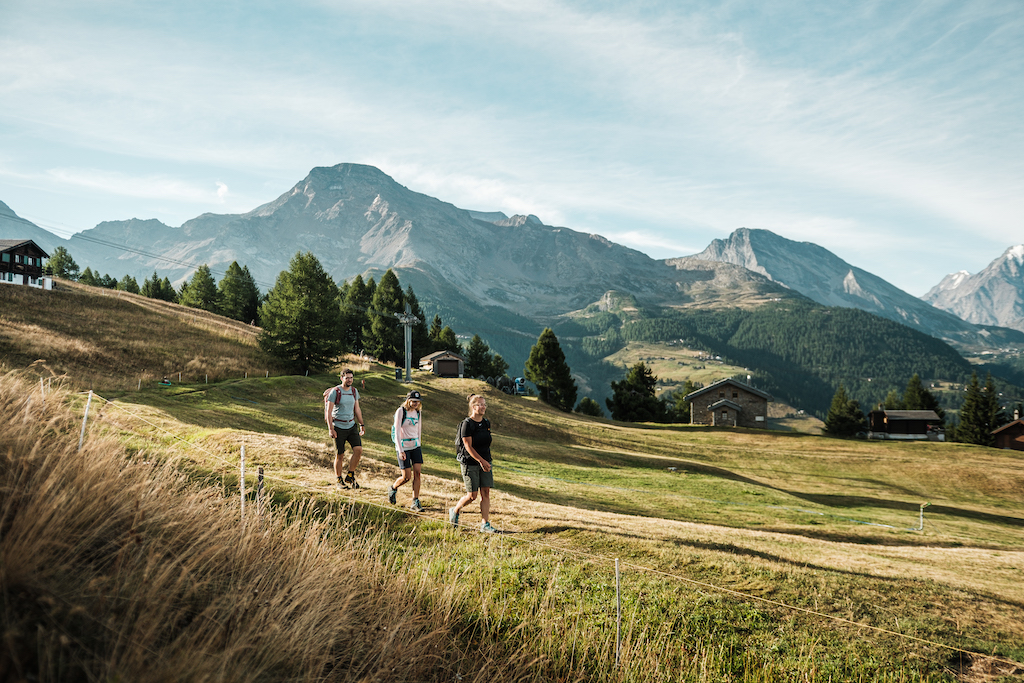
[406, 390, 422, 400]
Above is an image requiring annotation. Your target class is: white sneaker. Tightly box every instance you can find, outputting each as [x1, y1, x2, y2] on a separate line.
[410, 498, 423, 512]
[480, 521, 497, 533]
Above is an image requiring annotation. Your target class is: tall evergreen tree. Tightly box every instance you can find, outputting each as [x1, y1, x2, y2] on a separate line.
[339, 274, 373, 353]
[363, 269, 405, 364]
[672, 379, 698, 423]
[954, 372, 1003, 446]
[436, 326, 462, 355]
[525, 328, 577, 412]
[178, 265, 220, 312]
[218, 262, 261, 323]
[883, 388, 904, 410]
[79, 267, 99, 287]
[465, 335, 492, 377]
[489, 353, 509, 378]
[575, 397, 604, 417]
[428, 315, 444, 344]
[98, 273, 117, 289]
[116, 274, 140, 294]
[258, 252, 344, 373]
[823, 383, 867, 437]
[903, 374, 944, 423]
[45, 246, 80, 280]
[159, 277, 177, 303]
[140, 271, 162, 299]
[606, 362, 670, 422]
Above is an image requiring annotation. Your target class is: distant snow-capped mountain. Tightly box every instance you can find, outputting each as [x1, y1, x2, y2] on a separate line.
[688, 227, 991, 345]
[923, 245, 1024, 333]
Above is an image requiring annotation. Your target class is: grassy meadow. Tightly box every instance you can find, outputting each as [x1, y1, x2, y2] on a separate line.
[2, 281, 1024, 682]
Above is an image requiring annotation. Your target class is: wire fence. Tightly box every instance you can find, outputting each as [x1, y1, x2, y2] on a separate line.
[64, 384, 1024, 675]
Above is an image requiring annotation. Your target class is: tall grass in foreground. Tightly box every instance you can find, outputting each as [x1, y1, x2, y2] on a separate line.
[1, 370, 994, 682]
[0, 371, 535, 682]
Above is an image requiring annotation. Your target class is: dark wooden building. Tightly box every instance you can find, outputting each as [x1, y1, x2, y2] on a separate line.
[992, 419, 1024, 451]
[0, 239, 52, 289]
[867, 410, 944, 441]
[686, 378, 772, 428]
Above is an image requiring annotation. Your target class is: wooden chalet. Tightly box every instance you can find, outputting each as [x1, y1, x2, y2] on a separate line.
[0, 239, 52, 290]
[867, 410, 944, 441]
[992, 419, 1024, 451]
[685, 378, 772, 428]
[419, 350, 465, 378]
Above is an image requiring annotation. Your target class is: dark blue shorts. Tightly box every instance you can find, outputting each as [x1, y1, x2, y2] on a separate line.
[397, 447, 423, 469]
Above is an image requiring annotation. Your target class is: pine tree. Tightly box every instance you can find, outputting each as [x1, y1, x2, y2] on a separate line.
[606, 362, 670, 422]
[116, 274, 140, 294]
[140, 271, 162, 299]
[178, 265, 220, 312]
[159, 277, 177, 303]
[672, 379, 698, 423]
[258, 252, 344, 373]
[436, 326, 462, 355]
[339, 275, 373, 353]
[823, 384, 866, 437]
[45, 246, 80, 280]
[218, 262, 261, 324]
[428, 315, 443, 343]
[903, 373, 944, 423]
[525, 328, 577, 412]
[883, 388, 903, 409]
[465, 335, 492, 377]
[575, 397, 604, 417]
[79, 267, 99, 287]
[363, 270, 405, 364]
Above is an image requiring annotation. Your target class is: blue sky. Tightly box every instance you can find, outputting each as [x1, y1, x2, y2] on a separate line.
[1, 0, 1022, 295]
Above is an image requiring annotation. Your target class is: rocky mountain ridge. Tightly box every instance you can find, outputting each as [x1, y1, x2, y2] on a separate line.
[922, 245, 1024, 333]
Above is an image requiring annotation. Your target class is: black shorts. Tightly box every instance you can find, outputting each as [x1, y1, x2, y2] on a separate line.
[333, 424, 362, 453]
[396, 447, 423, 469]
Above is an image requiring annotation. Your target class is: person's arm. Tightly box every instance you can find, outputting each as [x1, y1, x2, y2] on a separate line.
[325, 393, 336, 439]
[354, 399, 364, 435]
[394, 408, 405, 459]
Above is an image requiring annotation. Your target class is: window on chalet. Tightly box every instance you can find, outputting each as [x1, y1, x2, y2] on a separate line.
[1, 253, 9, 263]
[733, 392, 738, 398]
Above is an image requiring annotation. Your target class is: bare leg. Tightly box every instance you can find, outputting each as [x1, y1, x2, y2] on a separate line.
[411, 463, 422, 499]
[392, 467, 412, 491]
[480, 486, 491, 523]
[348, 445, 362, 472]
[454, 490, 477, 514]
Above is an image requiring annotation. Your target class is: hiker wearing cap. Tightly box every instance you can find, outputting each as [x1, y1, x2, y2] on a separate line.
[388, 390, 424, 511]
[449, 393, 498, 533]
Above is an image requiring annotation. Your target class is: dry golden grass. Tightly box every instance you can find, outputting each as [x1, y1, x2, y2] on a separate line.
[0, 280, 291, 390]
[0, 370, 540, 682]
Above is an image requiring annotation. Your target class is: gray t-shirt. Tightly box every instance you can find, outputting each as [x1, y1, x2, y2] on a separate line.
[327, 386, 360, 429]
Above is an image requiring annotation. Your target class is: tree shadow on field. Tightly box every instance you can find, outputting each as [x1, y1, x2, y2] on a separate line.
[674, 461, 1024, 530]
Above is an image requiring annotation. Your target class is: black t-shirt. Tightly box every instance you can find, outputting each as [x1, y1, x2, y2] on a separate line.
[458, 417, 492, 464]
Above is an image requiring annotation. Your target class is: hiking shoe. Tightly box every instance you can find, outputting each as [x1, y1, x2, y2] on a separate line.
[345, 471, 359, 489]
[387, 486, 397, 505]
[410, 498, 423, 512]
[448, 507, 459, 527]
[336, 476, 349, 490]
[480, 521, 497, 534]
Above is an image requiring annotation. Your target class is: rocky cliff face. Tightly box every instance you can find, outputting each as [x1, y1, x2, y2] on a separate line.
[923, 245, 1024, 332]
[689, 227, 987, 344]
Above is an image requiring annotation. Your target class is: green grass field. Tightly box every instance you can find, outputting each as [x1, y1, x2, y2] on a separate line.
[3, 280, 1024, 681]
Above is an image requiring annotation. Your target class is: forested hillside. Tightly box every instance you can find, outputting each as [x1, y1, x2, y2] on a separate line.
[563, 300, 989, 416]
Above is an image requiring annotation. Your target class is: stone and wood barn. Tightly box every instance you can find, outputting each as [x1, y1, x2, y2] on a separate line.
[0, 239, 52, 290]
[686, 378, 772, 428]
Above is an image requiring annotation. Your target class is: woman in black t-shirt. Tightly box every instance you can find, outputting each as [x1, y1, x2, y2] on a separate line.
[449, 394, 498, 533]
